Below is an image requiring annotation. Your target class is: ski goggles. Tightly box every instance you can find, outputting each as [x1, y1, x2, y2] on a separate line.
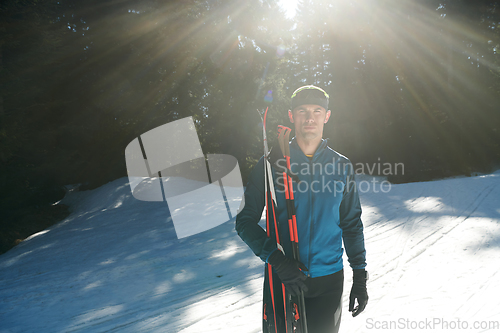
[291, 85, 329, 111]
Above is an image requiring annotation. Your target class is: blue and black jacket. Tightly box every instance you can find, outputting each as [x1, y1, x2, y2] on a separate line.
[235, 137, 366, 278]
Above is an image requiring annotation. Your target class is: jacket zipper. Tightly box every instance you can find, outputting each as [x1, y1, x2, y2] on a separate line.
[307, 157, 315, 277]
[293, 139, 326, 278]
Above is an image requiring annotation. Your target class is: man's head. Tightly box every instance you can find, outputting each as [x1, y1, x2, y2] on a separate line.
[288, 85, 331, 142]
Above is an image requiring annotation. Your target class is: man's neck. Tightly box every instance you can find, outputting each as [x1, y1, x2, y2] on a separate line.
[296, 136, 323, 156]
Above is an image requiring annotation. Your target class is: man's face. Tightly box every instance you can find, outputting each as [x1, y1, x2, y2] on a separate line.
[288, 104, 331, 141]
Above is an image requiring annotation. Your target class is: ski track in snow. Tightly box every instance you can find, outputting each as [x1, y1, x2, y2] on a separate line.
[1, 172, 500, 332]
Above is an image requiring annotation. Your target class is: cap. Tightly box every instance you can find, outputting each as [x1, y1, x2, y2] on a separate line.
[290, 85, 329, 111]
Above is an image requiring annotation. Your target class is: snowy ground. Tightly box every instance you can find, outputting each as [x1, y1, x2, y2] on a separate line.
[1, 172, 499, 332]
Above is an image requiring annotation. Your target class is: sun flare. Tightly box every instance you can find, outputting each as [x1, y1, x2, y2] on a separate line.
[279, 0, 298, 18]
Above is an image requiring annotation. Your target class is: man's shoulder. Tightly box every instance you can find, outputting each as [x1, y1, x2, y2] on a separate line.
[323, 144, 352, 165]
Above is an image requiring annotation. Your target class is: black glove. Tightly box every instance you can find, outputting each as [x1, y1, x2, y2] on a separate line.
[349, 269, 369, 317]
[268, 250, 308, 296]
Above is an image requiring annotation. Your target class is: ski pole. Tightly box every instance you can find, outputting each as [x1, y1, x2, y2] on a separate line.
[258, 108, 290, 333]
[277, 125, 308, 333]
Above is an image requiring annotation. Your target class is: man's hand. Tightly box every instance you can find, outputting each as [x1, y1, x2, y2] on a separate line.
[268, 250, 308, 296]
[349, 269, 369, 317]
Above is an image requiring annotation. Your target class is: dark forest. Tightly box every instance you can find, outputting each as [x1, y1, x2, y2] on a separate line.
[1, 0, 499, 253]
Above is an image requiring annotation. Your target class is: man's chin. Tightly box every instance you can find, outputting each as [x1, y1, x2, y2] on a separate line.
[300, 132, 320, 140]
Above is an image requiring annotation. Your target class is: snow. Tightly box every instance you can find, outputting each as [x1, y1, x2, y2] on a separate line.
[1, 172, 500, 332]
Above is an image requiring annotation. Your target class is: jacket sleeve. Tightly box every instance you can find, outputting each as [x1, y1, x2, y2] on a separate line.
[339, 164, 367, 270]
[235, 157, 278, 262]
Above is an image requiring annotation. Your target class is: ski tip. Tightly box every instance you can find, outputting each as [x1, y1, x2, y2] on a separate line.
[263, 107, 269, 130]
[256, 109, 264, 122]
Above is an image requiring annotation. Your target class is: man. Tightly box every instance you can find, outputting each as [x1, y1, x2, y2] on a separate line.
[236, 85, 368, 333]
